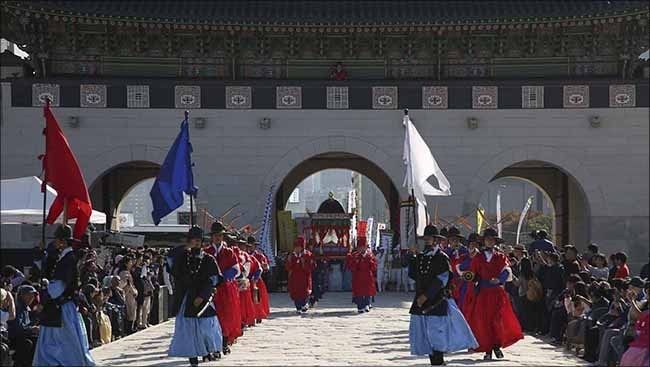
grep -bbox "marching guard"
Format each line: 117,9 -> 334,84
168,226 -> 223,367
464,228 -> 523,360
346,237 -> 377,313
285,236 -> 316,313
235,237 -> 258,328
33,224 -> 95,366
204,221 -> 242,354
408,225 -> 478,366
246,236 -> 271,322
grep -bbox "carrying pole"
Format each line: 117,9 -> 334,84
405,108 -> 419,248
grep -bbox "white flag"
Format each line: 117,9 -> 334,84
496,190 -> 502,238
516,196 -> 534,245
402,115 -> 451,235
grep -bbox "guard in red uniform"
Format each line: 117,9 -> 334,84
246,236 -> 271,322
203,221 -> 242,355
465,228 -> 523,360
346,237 -> 377,313
285,236 -> 315,314
235,237 -> 257,328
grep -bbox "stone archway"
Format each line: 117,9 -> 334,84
463,146 -> 602,247
256,136 -> 403,252
89,160 -> 161,230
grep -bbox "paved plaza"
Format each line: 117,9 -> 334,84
91,292 -> 586,366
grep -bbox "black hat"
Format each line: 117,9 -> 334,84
482,227 -> 499,238
537,229 -> 548,239
187,226 -> 204,240
53,224 -> 74,240
422,225 -> 446,239
246,236 -> 257,245
439,227 -> 449,238
466,232 -> 480,243
210,221 -> 227,235
448,226 -> 463,239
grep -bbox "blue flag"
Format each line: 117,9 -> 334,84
150,118 -> 197,225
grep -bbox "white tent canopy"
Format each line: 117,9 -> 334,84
1,176 -> 106,224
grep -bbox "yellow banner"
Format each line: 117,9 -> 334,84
276,210 -> 297,254
476,207 -> 485,233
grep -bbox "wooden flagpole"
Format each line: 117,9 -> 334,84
41,98 -> 50,247
405,109 -> 418,249
185,110 -> 195,227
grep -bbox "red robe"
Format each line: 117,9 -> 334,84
237,250 -> 257,327
204,243 -> 242,342
346,250 -> 377,297
285,250 -> 315,301
465,251 -> 523,352
251,250 -> 271,319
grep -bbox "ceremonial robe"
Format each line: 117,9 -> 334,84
408,247 -> 478,355
285,250 -> 316,308
237,250 -> 257,327
347,250 -> 377,297
251,250 -> 271,319
205,243 -> 242,342
168,248 -> 223,358
465,250 -> 523,353
33,247 -> 95,366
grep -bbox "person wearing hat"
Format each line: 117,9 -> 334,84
33,224 -> 95,366
346,237 -> 377,313
235,237 -> 258,329
464,227 -> 523,360
8,285 -> 39,366
168,226 -> 223,367
528,229 -> 555,254
203,221 -> 242,354
285,236 -> 316,314
408,224 -> 477,365
454,232 -> 482,316
245,236 -> 271,322
447,227 -> 469,307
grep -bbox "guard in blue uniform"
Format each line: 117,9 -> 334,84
168,226 -> 223,367
408,225 -> 478,366
33,224 -> 95,366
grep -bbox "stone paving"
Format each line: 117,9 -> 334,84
92,292 -> 586,366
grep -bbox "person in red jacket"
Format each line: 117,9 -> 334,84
285,237 -> 315,314
235,237 -> 257,328
346,237 -> 377,313
203,221 -> 242,356
465,228 -> 523,360
246,236 -> 271,322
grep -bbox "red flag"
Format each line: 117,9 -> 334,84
40,103 -> 92,239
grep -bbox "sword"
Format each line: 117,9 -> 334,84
196,294 -> 214,318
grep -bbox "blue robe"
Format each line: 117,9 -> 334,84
33,249 -> 95,366
409,255 -> 478,355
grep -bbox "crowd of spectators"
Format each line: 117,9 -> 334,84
506,230 -> 649,366
0,244 -> 172,367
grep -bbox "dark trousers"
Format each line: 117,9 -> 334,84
549,307 -> 568,340
519,296 -> 545,333
353,296 -> 370,310
294,299 -> 308,311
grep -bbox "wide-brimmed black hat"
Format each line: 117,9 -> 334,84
187,226 -> 204,240
246,235 -> 257,245
482,227 -> 504,243
422,225 -> 446,239
210,221 -> 227,235
466,232 -> 481,243
447,226 -> 464,239
439,227 -> 449,239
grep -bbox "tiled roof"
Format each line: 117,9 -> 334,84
8,1 -> 649,25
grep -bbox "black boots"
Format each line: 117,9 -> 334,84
493,347 -> 504,359
189,357 -> 198,367
429,351 -> 445,365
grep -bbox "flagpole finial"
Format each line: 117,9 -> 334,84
184,110 -> 189,120
404,108 -> 409,116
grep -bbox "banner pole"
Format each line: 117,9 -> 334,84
41,98 -> 50,247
